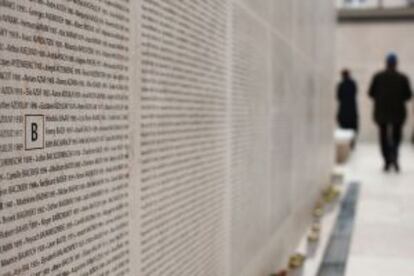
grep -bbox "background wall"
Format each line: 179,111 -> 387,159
337,0 -> 413,8
0,1 -> 335,275
337,21 -> 414,142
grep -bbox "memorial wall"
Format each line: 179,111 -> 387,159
0,0 -> 335,275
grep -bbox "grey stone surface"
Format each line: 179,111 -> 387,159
0,1 -> 336,275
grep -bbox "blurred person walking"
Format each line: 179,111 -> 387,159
369,53 -> 413,172
337,69 -> 359,148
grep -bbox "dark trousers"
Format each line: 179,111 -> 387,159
379,123 -> 402,165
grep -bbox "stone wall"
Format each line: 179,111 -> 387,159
0,1 -> 335,275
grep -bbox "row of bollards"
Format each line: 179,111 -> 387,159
271,172 -> 343,276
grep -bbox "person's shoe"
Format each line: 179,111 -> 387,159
383,163 -> 391,172
393,162 -> 400,173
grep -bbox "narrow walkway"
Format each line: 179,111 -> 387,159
344,144 -> 414,275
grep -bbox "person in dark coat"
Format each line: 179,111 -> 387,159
369,53 -> 412,172
337,69 -> 359,147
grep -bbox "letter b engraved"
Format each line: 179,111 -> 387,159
25,115 -> 44,150
31,123 -> 38,142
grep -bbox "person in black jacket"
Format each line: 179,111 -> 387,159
337,69 -> 359,147
369,53 -> 412,172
